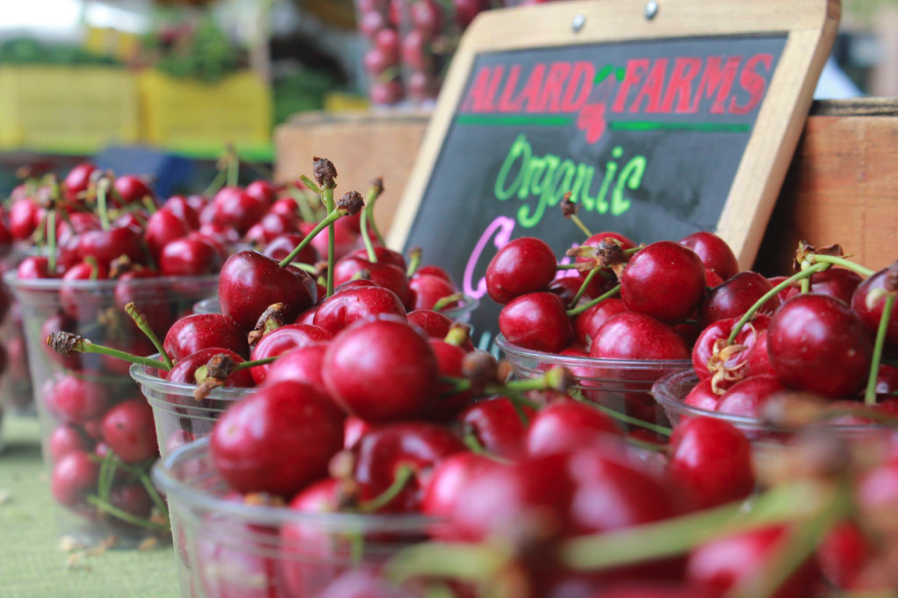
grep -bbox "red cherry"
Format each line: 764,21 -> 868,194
851,266 -> 898,349
300,216 -> 359,260
9,199 -> 42,240
45,375 -> 110,424
716,375 -> 787,418
344,416 -> 374,449
401,30 -> 428,71
268,197 -> 300,222
621,241 -> 706,324
17,255 -> 55,279
678,232 -> 739,281
159,236 -> 219,276
161,195 -> 200,229
364,47 -> 393,75
101,399 -> 158,463
244,212 -> 296,246
573,298 -> 628,348
114,211 -> 147,233
768,294 -> 872,398
245,180 -> 279,206
198,221 -> 239,245
699,272 -> 780,327
211,381 -> 344,497
249,324 -> 332,384
145,210 -> 190,259
219,250 -> 317,331
261,233 -> 320,266
40,314 -> 81,370
312,285 -> 406,336
113,175 -> 154,206
109,483 -> 153,520
427,339 -> 473,419
781,268 -> 862,305
323,319 -> 437,422
49,424 -> 93,462
745,329 -> 777,377
668,416 -> 754,509
407,71 -> 436,102
409,273 -> 458,311
63,163 -> 97,203
349,246 -> 407,271
163,314 -> 249,361
407,309 -> 454,339
817,521 -> 870,590
78,226 -> 146,268
526,400 -> 621,457
767,275 -> 793,304
51,450 -> 99,508
411,0 -> 442,39
454,0 -> 486,27
548,275 -> 594,308
590,312 -> 690,360
486,237 -> 556,304
165,348 -> 254,388
212,187 -> 267,236
353,422 -> 464,513
333,256 -> 412,306
691,315 -> 769,380
457,397 -> 533,460
113,269 -> 174,334
576,232 -> 637,266
499,292 -> 572,353
706,269 -> 724,288
374,27 -> 400,62
683,378 -> 722,411
359,10 -> 387,39
370,80 -> 404,105
60,260 -> 109,320
422,452 -> 495,525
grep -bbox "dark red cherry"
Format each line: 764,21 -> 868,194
411,0 -> 442,39
684,379 -> 722,411
245,180 -> 279,206
576,231 -> 636,266
9,199 -> 42,240
163,314 -> 250,361
402,30 -> 427,70
249,324 -> 332,384
427,339 -> 473,419
407,309 -> 454,339
51,450 -> 99,508
211,381 -> 344,497
716,375 -> 786,418
817,521 -> 870,590
312,286 -> 406,336
244,212 -> 296,246
261,233 -> 319,266
457,397 -> 534,460
63,163 -> 96,203
114,211 -> 147,233
668,416 -> 754,509
161,195 -> 200,229
409,274 -> 458,311
211,186 -> 267,236
348,247 -> 407,271
108,483 -> 153,519
590,312 -> 690,360
198,221 -> 240,245
300,218 -> 358,261
101,399 -> 158,463
548,275 -> 590,308
78,226 -> 146,268
159,236 -> 220,276
620,241 -> 706,324
499,292 -> 572,353
851,266 -> 897,349
768,294 -> 872,398
113,269 -> 173,334
745,329 -> 777,377
145,210 -> 190,260
49,424 -> 94,462
45,375 -> 110,424
323,319 -> 437,422
679,232 -> 739,281
705,269 -> 724,288
454,0 -> 486,27
782,268 -> 862,305
60,260 -> 109,320
268,197 -> 300,221
17,255 -> 55,279
422,452 -> 496,526
526,400 -> 621,457
113,175 -> 154,206
262,344 -> 328,393
413,264 -> 453,283
767,275 -> 793,304
486,237 -> 557,304
691,315 -> 769,380
165,348 -> 254,388
218,250 -> 317,331
344,416 -> 374,449
574,298 -> 628,348
699,272 -> 780,327
353,422 -> 465,513
333,256 -> 412,307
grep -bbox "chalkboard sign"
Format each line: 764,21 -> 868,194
389,0 -> 838,347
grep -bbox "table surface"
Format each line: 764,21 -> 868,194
0,415 -> 179,598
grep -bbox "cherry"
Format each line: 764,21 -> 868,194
374,27 -> 400,62
409,273 -> 458,311
699,272 -> 780,327
691,315 -> 769,380
744,330 -> 777,377
716,375 -> 786,418
114,211 -> 147,233
195,516 -> 283,598
9,199 -> 41,240
49,424 -> 94,462
499,292 -> 572,353
851,266 -> 897,349
312,286 -> 406,336
620,241 -> 706,324
211,187 -> 267,236
486,237 -> 557,304
353,422 -> 464,513
113,269 -> 173,334
101,399 -> 158,463
268,197 -> 301,221
145,210 -> 190,259
428,339 -> 473,419
457,397 -> 534,460
245,180 -> 279,206
371,79 -> 404,105
249,324 -> 332,384
705,269 -> 724,288
768,294 -> 872,398
165,348 -> 254,389
301,217 -> 358,260
359,10 -> 387,39
576,231 -> 636,267
767,275 -> 793,304
45,374 -> 110,424
526,400 -> 621,457
218,250 -> 317,331
323,318 -> 437,422
678,232 -> 740,281
261,233 -> 319,266
411,0 -> 442,39
161,195 -> 200,229
548,275 -> 603,308
344,416 -> 374,449
164,314 -> 249,361
63,162 -> 96,203
108,483 -> 154,520
113,175 -> 155,206
407,309 -> 454,339
0,216 -> 10,245
590,312 -> 690,360
573,298 -> 628,348
50,450 -> 99,508
78,226 -> 146,268
422,452 -> 495,525
816,521 -> 870,590
683,378 -> 722,411
454,0 -> 486,27
668,416 -> 754,509
211,381 -> 344,497
333,256 -> 411,307
364,47 -> 393,75
199,221 -> 240,245
17,255 -> 55,279
401,30 -> 428,70
686,525 -> 818,597
244,212 -> 296,246
60,260 -> 109,320
159,236 -> 220,276
781,268 -> 862,305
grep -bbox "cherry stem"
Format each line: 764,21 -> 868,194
227,150 -> 239,188
865,293 -> 896,405
231,355 -> 279,373
799,260 -> 811,293
569,267 -> 599,309
138,471 -> 170,520
46,333 -> 169,370
85,256 -> 99,280
359,464 -> 414,513
47,209 -> 57,272
569,214 -> 593,239
360,204 -> 378,263
433,293 -> 464,312
97,181 -> 111,231
97,452 -> 116,502
141,196 -> 157,214
362,182 -> 384,260
385,541 -> 513,593
462,431 -> 512,464
406,248 -> 422,278
287,185 -> 316,223
726,262 -> 829,345
290,262 -> 318,275
323,188 -> 336,297
202,167 -> 227,198
567,284 -> 621,317
556,263 -> 580,270
124,303 -> 173,370
277,208 -> 342,268
86,495 -> 169,531
569,391 -> 672,436
806,254 -> 875,277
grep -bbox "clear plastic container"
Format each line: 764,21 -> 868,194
193,294 -> 481,324
152,437 -> 433,598
0,246 -> 35,419
5,271 -> 217,545
497,335 -> 691,433
130,361 -> 254,460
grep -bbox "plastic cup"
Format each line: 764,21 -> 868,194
152,437 -> 434,597
5,271 -> 217,545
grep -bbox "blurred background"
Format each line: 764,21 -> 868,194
0,0 -> 895,198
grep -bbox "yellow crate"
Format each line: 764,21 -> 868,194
0,66 -> 140,153
139,71 -> 272,154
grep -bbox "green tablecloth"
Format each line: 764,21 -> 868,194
0,416 -> 179,598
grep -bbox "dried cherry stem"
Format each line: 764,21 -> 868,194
124,303 -> 173,370
865,294 -> 896,405
359,464 -> 414,513
569,390 -> 672,436
806,255 -> 875,278
97,179 -> 111,231
406,248 -> 422,277
45,332 -> 169,370
86,495 -> 169,531
47,209 -> 57,272
569,267 -> 600,309
433,293 -> 464,312
726,262 -> 830,345
567,284 -> 621,317
276,195 -> 363,269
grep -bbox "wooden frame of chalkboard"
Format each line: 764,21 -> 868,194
388,0 -> 840,270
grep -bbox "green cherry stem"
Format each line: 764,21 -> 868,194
202,167 -> 227,198
45,332 -> 169,370
138,472 -> 170,520
360,204 -> 378,263
141,196 -> 157,214
287,185 -> 316,223
726,262 -> 830,345
569,267 -> 600,309
86,495 -> 169,531
462,431 -> 512,464
47,209 -> 57,272
277,207 -> 343,268
433,293 -> 464,312
865,294 -> 896,405
231,355 -> 279,373
569,213 -> 593,239
567,284 -> 621,317
406,248 -> 422,278
806,255 -> 876,277
799,260 -> 812,293
227,150 -> 239,188
568,390 -> 672,436
124,303 -> 173,370
556,263 -> 581,270
323,187 -> 336,297
359,464 -> 415,513
97,181 -> 111,231
362,180 -> 385,260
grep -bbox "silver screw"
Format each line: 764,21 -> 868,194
571,13 -> 586,33
645,0 -> 658,20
